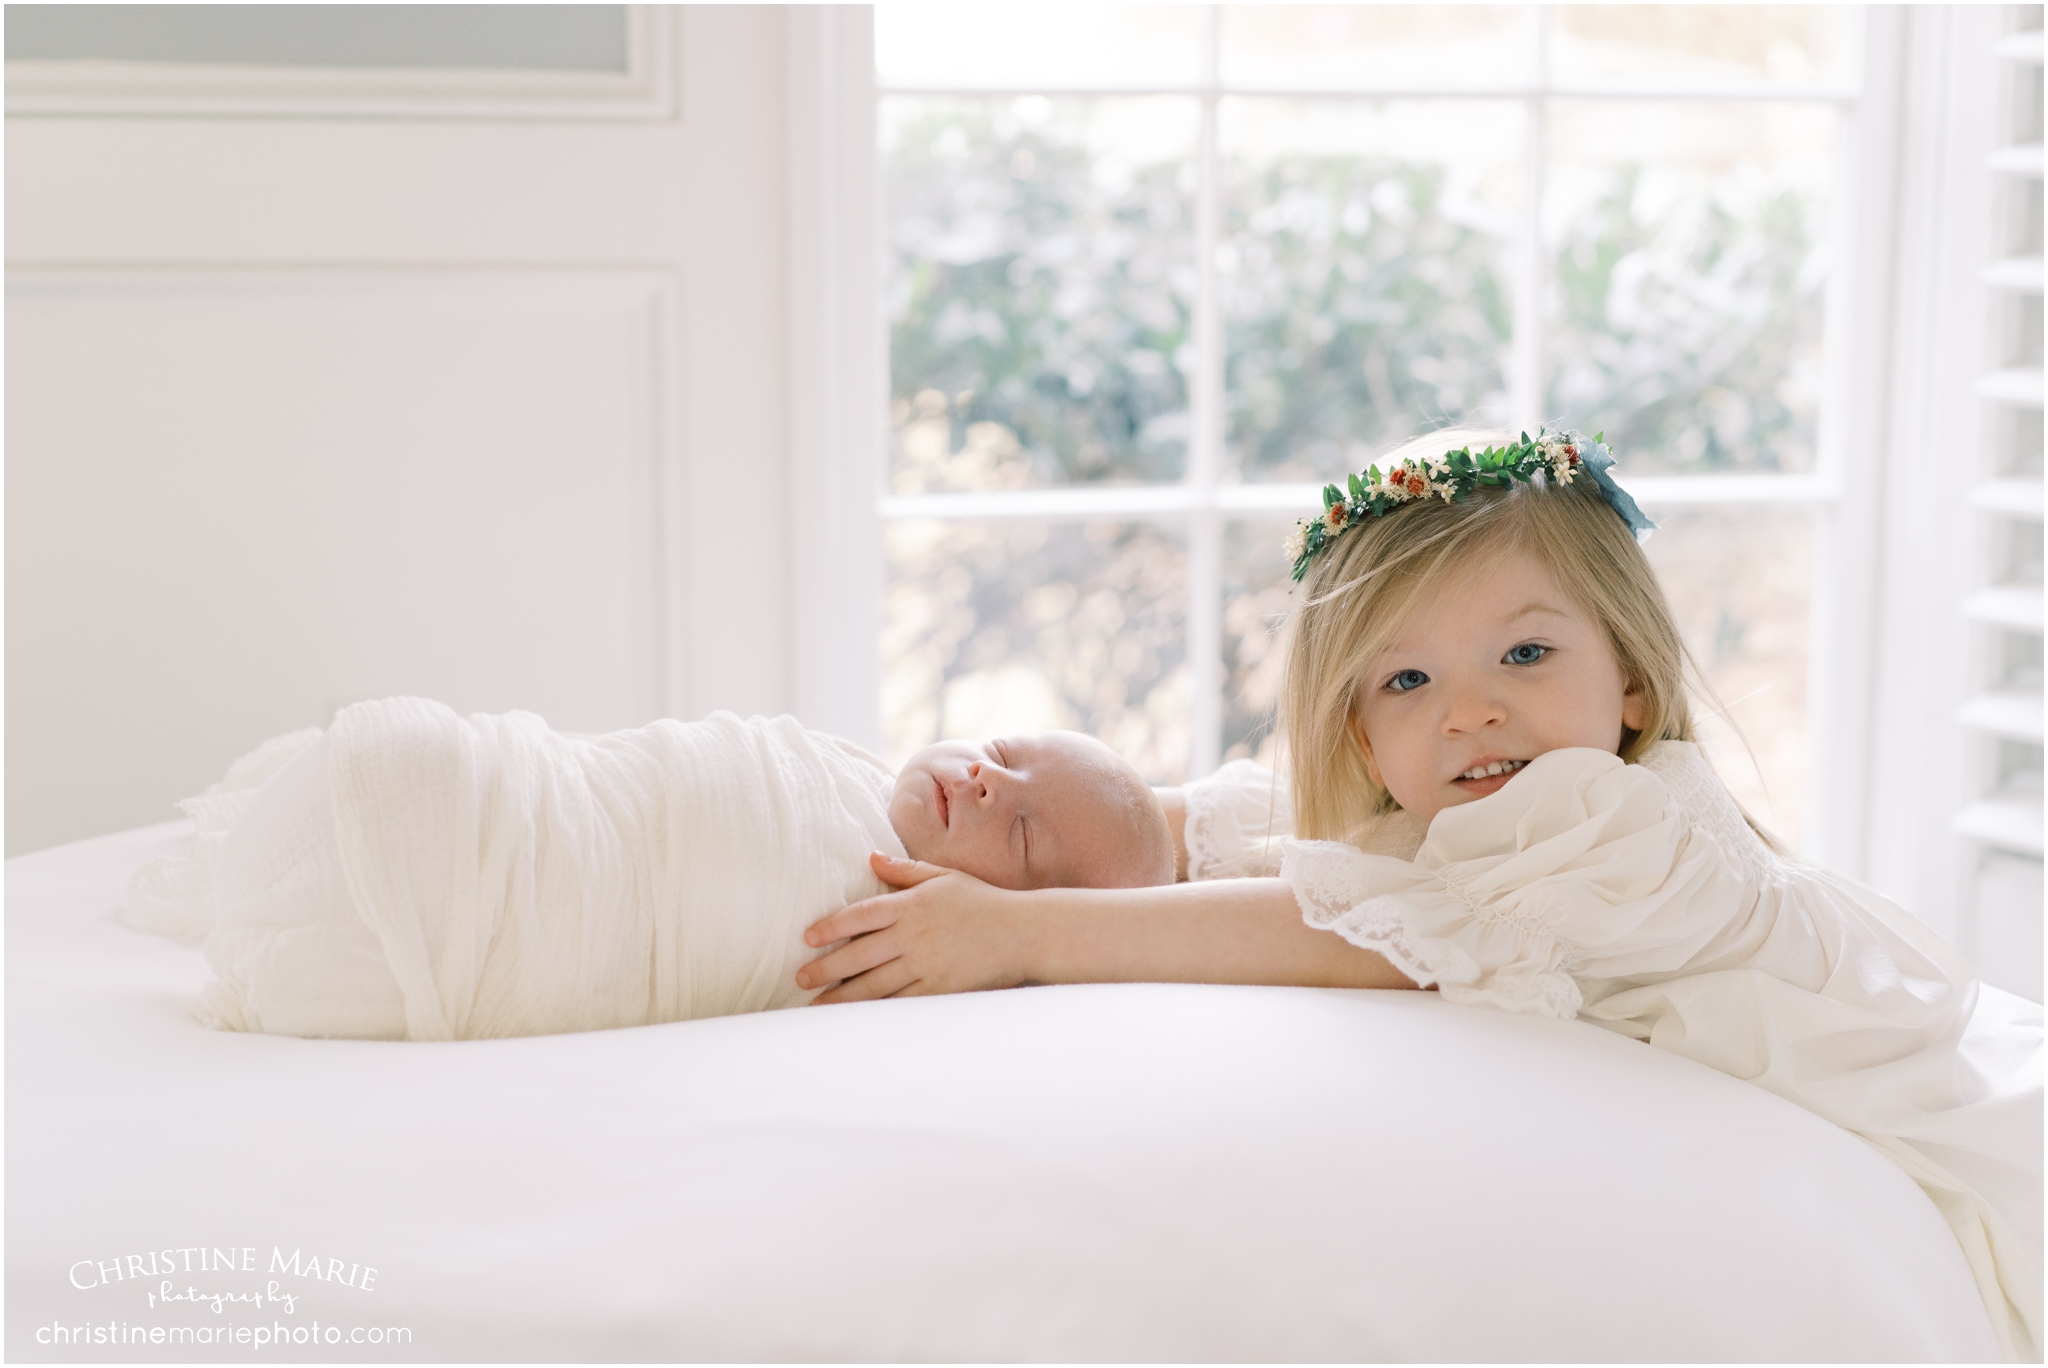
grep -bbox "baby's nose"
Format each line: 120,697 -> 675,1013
965,763 -> 1008,804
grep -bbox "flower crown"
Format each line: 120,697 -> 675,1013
1283,428 -> 1656,582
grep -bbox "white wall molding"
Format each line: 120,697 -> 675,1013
785,5 -> 883,749
4,5 -> 677,122
5,7 -> 801,855
4,264 -> 688,853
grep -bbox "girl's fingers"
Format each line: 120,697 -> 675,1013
812,957 -> 919,1005
804,888 -> 906,948
797,929 -> 899,991
870,852 -> 948,890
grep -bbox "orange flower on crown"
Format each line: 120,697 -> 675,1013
1324,502 -> 1349,532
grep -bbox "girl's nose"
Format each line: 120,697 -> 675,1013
1441,684 -> 1507,733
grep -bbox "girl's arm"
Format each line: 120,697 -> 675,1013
797,854 -> 1419,1003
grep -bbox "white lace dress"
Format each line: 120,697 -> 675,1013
1181,743 -> 2044,1362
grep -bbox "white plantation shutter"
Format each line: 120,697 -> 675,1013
1955,15 -> 2046,993
1870,5 -> 2044,1001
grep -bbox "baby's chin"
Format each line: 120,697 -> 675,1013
893,830 -> 933,865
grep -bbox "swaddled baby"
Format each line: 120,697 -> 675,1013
121,698 -> 1172,1042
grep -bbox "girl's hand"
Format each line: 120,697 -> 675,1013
797,854 -> 1025,1004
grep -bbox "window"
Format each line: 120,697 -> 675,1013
873,5 -> 1869,851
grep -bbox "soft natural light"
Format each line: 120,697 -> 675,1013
875,3 -> 1861,849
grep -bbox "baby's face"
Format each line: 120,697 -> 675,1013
1351,547 -> 1647,825
889,731 -> 1170,891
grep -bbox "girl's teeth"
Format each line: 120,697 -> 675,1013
1461,759 -> 1527,781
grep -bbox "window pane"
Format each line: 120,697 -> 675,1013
885,97 -> 1198,494
1547,101 -> 1836,475
1221,98 -> 1519,483
1553,7 -> 1855,88
883,519 -> 1190,783
1219,6 -> 1530,89
1641,506 -> 1812,848
1221,520 -> 1295,766
876,4 -> 1205,90
5,4 -> 628,71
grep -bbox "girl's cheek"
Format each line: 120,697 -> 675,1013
1357,740 -> 1385,790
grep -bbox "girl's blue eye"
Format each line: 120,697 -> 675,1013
1504,643 -> 1549,666
1387,669 -> 1429,692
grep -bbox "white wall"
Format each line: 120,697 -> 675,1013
5,6 -> 803,855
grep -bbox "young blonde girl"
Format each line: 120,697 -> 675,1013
799,427 -> 2041,1361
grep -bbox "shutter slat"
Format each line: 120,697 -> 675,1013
1954,800 -> 2046,855
1959,691 -> 2047,742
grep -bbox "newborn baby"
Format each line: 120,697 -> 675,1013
120,699 -> 1171,1041
889,733 -> 1174,892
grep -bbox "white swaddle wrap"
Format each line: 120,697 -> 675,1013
121,698 -> 905,1040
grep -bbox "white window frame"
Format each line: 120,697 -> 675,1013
792,4 -> 1907,872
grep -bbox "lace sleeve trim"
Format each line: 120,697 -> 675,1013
1283,841 -> 1584,1019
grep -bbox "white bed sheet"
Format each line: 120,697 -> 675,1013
6,821 -> 2004,1362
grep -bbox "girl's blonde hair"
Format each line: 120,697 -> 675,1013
1282,428 -> 1706,845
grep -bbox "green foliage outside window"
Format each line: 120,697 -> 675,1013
1221,154 -> 1514,480
882,96 -> 1827,781
885,100 -> 1194,491
1550,164 -> 1823,474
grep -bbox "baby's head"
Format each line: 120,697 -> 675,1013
1283,428 -> 1696,839
889,731 -> 1174,891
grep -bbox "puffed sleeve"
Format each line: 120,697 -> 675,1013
1281,748 -> 1737,1017
1182,759 -> 1292,880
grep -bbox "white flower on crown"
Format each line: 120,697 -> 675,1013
1422,451 -> 1456,499
1545,436 -> 1582,485
1283,523 -> 1308,561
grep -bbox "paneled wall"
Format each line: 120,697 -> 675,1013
5,7 -> 800,855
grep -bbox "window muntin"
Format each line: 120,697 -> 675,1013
875,5 -> 1206,90
1216,6 -> 1529,89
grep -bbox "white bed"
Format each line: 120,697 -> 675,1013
6,821 -> 2005,1362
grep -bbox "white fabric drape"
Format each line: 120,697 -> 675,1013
121,698 -> 903,1040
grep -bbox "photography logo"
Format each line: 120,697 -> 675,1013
40,1243 -> 410,1353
